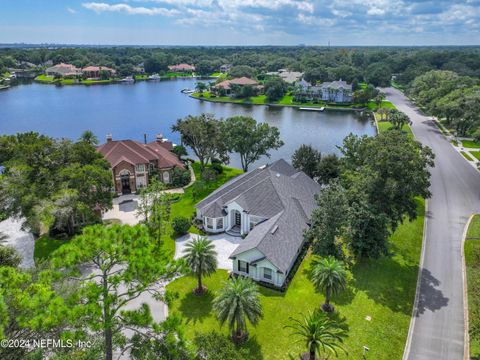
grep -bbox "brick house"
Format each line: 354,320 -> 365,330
97,134 -> 184,194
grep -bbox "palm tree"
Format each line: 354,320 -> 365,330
285,310 -> 348,360
311,256 -> 347,312
182,236 -> 217,294
195,82 -> 207,94
213,277 -> 263,343
79,130 -> 99,145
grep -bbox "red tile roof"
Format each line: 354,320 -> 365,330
215,77 -> 259,89
168,63 -> 195,71
97,139 -> 183,169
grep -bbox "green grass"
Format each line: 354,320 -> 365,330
134,74 -> 149,80
377,121 -> 413,139
167,198 -> 425,360
470,152 -> 480,161
462,140 -> 480,149
465,214 -> 480,359
367,100 -> 395,111
34,236 -> 71,263
34,74 -> 55,83
461,151 -> 474,161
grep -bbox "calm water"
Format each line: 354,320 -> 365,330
0,79 -> 376,169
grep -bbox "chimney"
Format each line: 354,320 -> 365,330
106,133 -> 112,142
144,133 -> 147,144
156,133 -> 164,143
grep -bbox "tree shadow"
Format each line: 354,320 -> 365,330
242,335 -> 264,360
351,257 -> 420,315
178,290 -> 214,325
415,268 -> 449,316
119,199 -> 138,213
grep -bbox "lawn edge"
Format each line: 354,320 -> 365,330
462,214 -> 475,360
402,198 -> 428,360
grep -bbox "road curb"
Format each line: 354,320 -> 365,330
402,198 -> 429,360
462,214 -> 474,360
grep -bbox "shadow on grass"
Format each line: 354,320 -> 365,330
242,335 -> 264,360
178,290 -> 214,325
352,256 -> 420,315
259,286 -> 286,298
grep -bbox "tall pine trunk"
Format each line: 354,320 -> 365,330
103,273 -> 113,360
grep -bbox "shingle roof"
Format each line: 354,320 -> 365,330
197,159 -> 320,273
97,139 -> 183,170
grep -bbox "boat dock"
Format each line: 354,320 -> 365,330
299,107 -> 325,112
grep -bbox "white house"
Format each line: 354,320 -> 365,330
296,79 -> 353,103
195,159 -> 320,288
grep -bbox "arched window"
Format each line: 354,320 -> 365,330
163,171 -> 170,183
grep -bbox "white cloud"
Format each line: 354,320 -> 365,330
367,6 -> 385,15
82,2 -> 180,16
67,7 -> 77,14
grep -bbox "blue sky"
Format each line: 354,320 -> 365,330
0,0 -> 479,45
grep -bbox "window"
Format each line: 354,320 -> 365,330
238,260 -> 248,273
216,218 -> 223,230
163,171 -> 170,184
206,218 -> 214,230
135,164 -> 145,172
263,268 -> 272,280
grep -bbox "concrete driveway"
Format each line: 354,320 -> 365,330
382,87 -> 480,360
174,233 -> 241,270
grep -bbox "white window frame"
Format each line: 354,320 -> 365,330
238,260 -> 248,273
135,164 -> 145,173
206,217 -> 214,230
216,217 -> 224,230
263,267 -> 272,281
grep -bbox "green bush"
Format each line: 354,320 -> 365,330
171,167 -> 191,187
211,162 -> 223,174
171,216 -> 191,236
202,168 -> 217,182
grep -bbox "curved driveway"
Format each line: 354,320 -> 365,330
382,87 -> 480,360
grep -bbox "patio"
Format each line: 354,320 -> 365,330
174,233 -> 242,270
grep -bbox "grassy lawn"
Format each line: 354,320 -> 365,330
134,74 -> 149,80
34,236 -> 71,263
34,75 -> 113,85
461,151 -> 474,161
34,74 -> 55,83
377,121 -> 413,138
471,152 -> 480,161
167,199 -> 425,360
462,140 -> 480,149
465,214 -> 480,359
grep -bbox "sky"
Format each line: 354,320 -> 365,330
0,0 -> 479,46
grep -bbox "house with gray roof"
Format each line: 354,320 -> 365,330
195,159 -> 320,288
295,79 -> 353,103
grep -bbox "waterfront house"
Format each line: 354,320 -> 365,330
266,69 -> 304,84
214,77 -> 263,95
82,66 -> 116,79
295,79 -> 353,103
46,63 -> 82,77
168,64 -> 195,72
195,159 -> 320,288
97,134 -> 184,195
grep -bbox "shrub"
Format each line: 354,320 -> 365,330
171,167 -> 191,187
202,168 -> 217,182
171,216 -> 191,236
0,246 -> 21,268
211,162 -> 223,174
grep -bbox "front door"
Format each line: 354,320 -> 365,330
235,211 -> 241,226
121,174 -> 131,194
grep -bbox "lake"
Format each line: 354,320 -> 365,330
0,78 -> 376,169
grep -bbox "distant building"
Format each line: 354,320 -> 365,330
46,63 -> 82,77
266,69 -> 304,84
220,64 -> 232,72
97,134 -> 184,195
82,66 -> 116,79
295,79 -> 353,103
168,63 -> 195,72
214,77 -> 263,95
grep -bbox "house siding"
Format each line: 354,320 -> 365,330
232,249 -> 284,288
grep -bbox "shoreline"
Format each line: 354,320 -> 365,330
189,94 -> 367,112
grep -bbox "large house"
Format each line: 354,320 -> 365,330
46,63 -> 82,77
295,79 -> 353,103
82,66 -> 116,79
265,69 -> 304,84
168,64 -> 195,72
195,159 -> 320,288
214,77 -> 263,95
97,134 -> 184,194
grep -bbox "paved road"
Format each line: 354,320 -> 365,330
382,88 -> 480,360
